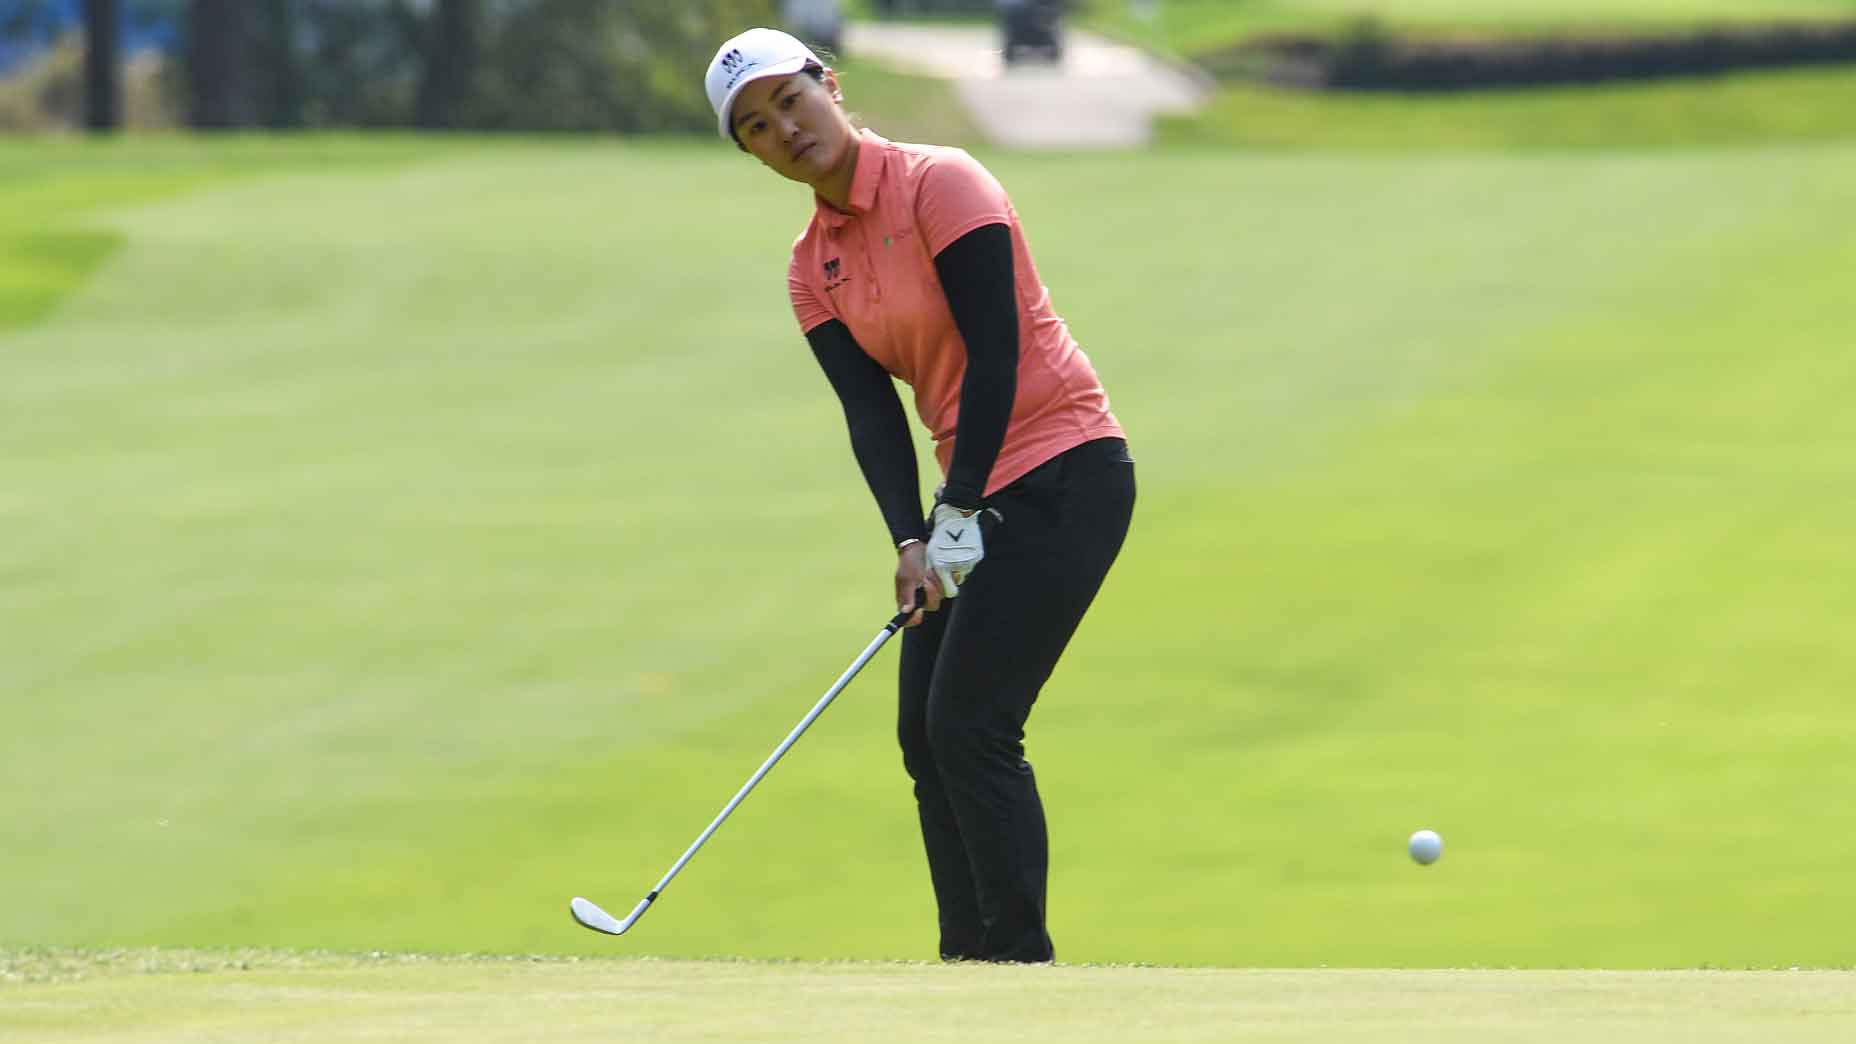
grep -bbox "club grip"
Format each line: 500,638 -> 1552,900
889,588 -> 928,631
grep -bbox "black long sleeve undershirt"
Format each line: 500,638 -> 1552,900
804,222 -> 1019,544
932,223 -> 1018,511
805,319 -> 926,547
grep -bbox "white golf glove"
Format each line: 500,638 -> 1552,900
925,502 -> 985,597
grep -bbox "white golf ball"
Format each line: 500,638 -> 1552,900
1408,829 -> 1443,865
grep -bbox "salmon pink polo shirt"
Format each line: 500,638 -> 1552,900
789,130 -> 1124,499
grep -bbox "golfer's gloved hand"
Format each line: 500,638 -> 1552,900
925,502 -> 985,597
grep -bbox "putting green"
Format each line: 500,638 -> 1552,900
3,950 -> 1854,1043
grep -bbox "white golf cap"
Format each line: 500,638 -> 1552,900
705,28 -> 822,142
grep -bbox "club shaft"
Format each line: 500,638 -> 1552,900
641,616 -> 907,901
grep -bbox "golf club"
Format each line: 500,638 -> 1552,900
570,598 -> 918,936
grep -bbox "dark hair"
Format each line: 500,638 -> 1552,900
732,61 -> 829,150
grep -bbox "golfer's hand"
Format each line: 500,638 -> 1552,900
895,544 -> 945,628
925,503 -> 985,597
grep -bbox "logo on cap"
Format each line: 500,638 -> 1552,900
720,48 -> 757,89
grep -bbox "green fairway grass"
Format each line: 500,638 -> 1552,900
0,136 -> 442,330
4,949 -> 1854,1043
1086,0 -> 1856,55
0,63 -> 962,333
2,131 -> 1854,971
1159,65 -> 1856,149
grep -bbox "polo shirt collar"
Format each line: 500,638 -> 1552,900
817,128 -> 887,230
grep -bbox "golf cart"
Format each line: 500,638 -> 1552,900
1000,0 -> 1064,65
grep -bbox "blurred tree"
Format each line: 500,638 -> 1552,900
184,0 -> 247,127
303,0 -> 423,126
0,1 -> 63,48
417,0 -> 481,129
156,0 -> 779,133
84,0 -> 121,130
252,0 -> 305,128
472,0 -> 778,133
0,1 -> 181,130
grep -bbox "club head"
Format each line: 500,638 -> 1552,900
570,896 -> 628,935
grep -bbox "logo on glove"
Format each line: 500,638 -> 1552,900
926,504 -> 992,598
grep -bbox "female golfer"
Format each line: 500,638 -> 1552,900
705,28 -> 1134,963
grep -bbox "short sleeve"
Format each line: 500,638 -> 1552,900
789,248 -> 834,334
915,150 -> 1015,258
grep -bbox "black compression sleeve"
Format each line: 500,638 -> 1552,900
932,223 -> 1018,510
804,319 -> 927,547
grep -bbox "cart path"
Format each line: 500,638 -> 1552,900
843,22 -> 1212,149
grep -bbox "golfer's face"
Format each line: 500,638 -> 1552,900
732,73 -> 850,185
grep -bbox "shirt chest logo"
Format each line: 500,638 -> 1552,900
822,257 -> 851,294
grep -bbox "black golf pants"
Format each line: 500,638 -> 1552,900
897,437 -> 1135,963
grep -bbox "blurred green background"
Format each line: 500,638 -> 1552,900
3,0 -> 1855,969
